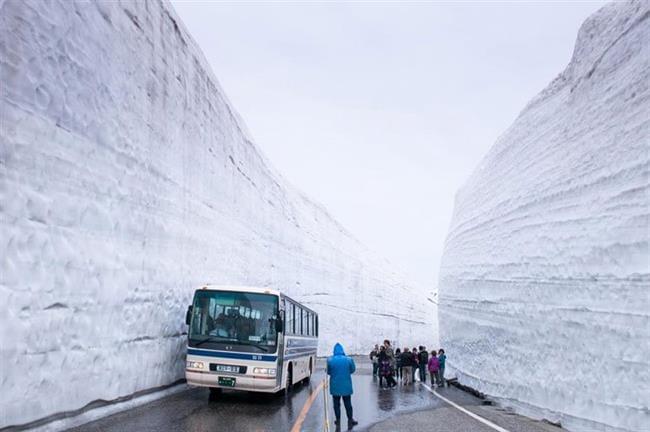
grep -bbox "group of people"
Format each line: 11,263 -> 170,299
369,340 -> 446,388
325,340 -> 447,430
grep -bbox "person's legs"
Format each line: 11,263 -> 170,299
379,375 -> 384,387
435,370 -> 442,386
332,395 -> 341,422
372,362 -> 378,376
440,367 -> 445,387
430,371 -> 436,386
420,365 -> 427,383
412,365 -> 417,382
404,367 -> 411,385
343,395 -> 353,420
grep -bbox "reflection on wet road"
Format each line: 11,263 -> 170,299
69,361 -> 562,432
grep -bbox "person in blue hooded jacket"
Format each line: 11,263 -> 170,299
327,343 -> 359,428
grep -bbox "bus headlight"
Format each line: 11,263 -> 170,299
186,361 -> 205,369
253,367 -> 276,376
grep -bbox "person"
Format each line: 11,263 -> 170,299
369,345 -> 380,376
428,350 -> 440,386
378,346 -> 397,388
394,348 -> 402,380
418,346 -> 428,384
401,348 -> 413,385
438,349 -> 446,387
383,339 -> 395,370
411,347 -> 419,382
327,343 -> 359,428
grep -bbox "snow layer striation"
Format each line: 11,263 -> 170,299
438,2 -> 649,431
0,0 -> 435,428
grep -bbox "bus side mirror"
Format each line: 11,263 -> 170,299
185,306 -> 193,326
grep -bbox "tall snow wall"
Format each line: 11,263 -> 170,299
0,0 -> 434,428
438,2 -> 649,432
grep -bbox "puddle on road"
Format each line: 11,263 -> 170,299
68,367 -> 446,432
302,370 -> 446,431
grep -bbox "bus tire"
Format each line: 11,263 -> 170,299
304,358 -> 312,384
286,363 -> 293,394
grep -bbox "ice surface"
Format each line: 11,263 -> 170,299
0,0 -> 435,428
438,2 -> 649,431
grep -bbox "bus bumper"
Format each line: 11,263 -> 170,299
186,370 -> 280,393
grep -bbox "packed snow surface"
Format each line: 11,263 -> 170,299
438,2 -> 649,431
0,0 -> 435,428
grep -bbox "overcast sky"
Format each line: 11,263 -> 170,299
172,0 -> 605,289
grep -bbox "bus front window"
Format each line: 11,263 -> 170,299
189,291 -> 279,351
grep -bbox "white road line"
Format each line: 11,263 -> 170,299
421,383 -> 511,432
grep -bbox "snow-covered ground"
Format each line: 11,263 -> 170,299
0,0 -> 435,428
438,2 -> 649,431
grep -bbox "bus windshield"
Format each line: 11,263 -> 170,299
189,290 -> 279,351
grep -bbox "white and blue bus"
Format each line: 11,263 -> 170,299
184,285 -> 318,396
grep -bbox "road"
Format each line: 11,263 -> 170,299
70,360 -> 563,432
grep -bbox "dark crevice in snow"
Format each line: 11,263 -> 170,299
44,302 -> 69,310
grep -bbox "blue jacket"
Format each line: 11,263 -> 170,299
327,343 -> 356,396
438,353 -> 446,368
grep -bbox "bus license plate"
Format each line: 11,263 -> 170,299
218,377 -> 236,387
214,365 -> 239,373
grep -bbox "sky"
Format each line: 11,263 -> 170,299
171,0 -> 605,290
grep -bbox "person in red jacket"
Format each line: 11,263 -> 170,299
427,350 -> 440,387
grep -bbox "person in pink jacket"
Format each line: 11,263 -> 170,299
427,350 -> 440,386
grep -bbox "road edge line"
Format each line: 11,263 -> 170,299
290,380 -> 325,432
421,383 -> 511,432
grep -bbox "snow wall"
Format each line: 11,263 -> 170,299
438,2 -> 649,432
0,0 -> 435,428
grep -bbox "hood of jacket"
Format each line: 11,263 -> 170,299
333,343 -> 345,356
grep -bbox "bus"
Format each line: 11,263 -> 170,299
184,285 -> 318,396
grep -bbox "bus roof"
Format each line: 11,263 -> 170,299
196,285 -> 282,296
194,285 -> 317,315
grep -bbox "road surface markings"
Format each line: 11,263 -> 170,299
290,379 -> 325,432
421,383 -> 511,432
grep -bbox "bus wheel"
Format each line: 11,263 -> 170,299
304,359 -> 312,384
209,387 -> 222,400
286,364 -> 294,394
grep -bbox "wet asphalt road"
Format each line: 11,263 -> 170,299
69,360 -> 563,432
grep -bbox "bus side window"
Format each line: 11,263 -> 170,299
297,307 -> 301,335
300,308 -> 304,335
287,303 -> 292,335
285,302 -> 290,335
306,311 -> 310,336
315,315 -> 319,336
